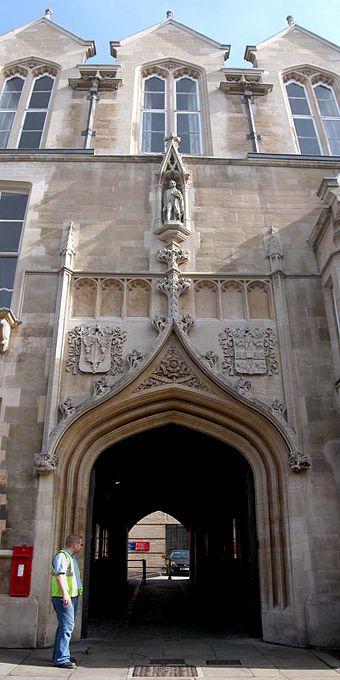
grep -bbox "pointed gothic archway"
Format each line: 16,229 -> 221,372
85,424 -> 262,636
36,324 -> 309,647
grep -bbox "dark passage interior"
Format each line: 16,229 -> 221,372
83,424 -> 262,638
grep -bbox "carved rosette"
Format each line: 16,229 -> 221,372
218,326 -> 278,376
34,451 -> 58,475
134,346 -> 209,392
66,324 -> 127,375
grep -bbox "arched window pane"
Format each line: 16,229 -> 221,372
314,84 -> 340,155
286,81 -> 321,155
29,75 -> 53,109
175,77 -> 201,154
18,74 -> 54,149
286,82 -> 311,115
141,76 -> 166,153
314,85 -> 339,117
0,76 -> 25,148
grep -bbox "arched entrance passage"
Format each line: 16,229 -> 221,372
45,321 -> 304,645
86,424 -> 261,635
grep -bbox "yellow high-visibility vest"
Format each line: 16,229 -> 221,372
51,550 -> 79,597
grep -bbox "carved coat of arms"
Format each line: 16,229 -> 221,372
66,324 -> 127,374
219,326 -> 278,376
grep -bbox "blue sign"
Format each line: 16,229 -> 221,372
128,541 -> 136,551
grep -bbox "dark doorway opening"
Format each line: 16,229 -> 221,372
83,424 -> 262,638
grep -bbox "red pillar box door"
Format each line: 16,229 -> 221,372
9,546 -> 33,596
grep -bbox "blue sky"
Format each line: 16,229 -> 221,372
1,0 -> 339,66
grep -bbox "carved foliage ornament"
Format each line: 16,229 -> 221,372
219,326 -> 278,376
34,451 -> 58,475
135,346 -> 209,392
66,324 -> 127,374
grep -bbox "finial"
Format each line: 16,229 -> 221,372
286,15 -> 295,26
166,9 -> 174,18
44,8 -> 53,19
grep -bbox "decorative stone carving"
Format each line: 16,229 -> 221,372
66,324 -> 127,374
60,221 -> 76,265
288,451 -> 311,472
264,225 -> 283,271
154,135 -> 191,243
60,396 -> 77,419
0,310 -> 20,353
158,243 -> 189,269
236,376 -> 252,397
202,350 -> 219,370
135,346 -> 209,392
271,398 -> 287,421
127,349 -> 144,370
219,326 -> 278,376
177,314 -> 194,335
152,315 -> 169,334
34,451 -> 58,475
94,376 -> 110,397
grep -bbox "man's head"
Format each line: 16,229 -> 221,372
65,534 -> 83,555
169,180 -> 176,187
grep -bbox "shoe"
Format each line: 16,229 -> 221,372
54,661 -> 76,668
70,657 -> 77,664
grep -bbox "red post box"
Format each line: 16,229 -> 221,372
9,546 -> 33,597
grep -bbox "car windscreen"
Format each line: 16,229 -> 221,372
171,551 -> 189,559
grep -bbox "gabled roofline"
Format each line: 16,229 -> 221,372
111,17 -> 230,59
245,23 -> 340,64
0,15 -> 96,58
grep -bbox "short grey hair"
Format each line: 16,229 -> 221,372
65,534 -> 83,547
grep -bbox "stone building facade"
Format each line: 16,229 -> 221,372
0,9 -> 340,648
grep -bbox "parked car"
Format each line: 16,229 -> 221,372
168,549 -> 189,575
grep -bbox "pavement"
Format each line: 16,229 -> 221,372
1,577 -> 340,680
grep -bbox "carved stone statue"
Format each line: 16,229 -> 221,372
162,180 -> 184,223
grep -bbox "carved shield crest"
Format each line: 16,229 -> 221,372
79,329 -> 112,373
66,324 -> 127,375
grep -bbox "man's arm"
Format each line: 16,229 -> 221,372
55,573 -> 72,606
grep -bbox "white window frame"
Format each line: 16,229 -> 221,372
174,75 -> 202,155
0,190 -> 28,310
140,74 -> 167,154
17,73 -> 54,150
313,81 -> 340,156
285,79 -> 322,155
140,66 -> 202,155
284,71 -> 340,156
0,75 -> 26,149
0,66 -> 56,150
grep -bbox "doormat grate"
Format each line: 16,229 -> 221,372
133,666 -> 197,677
206,660 -> 242,666
150,660 -> 186,665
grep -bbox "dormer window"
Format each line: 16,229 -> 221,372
284,72 -> 340,156
140,65 -> 202,155
0,67 -> 56,149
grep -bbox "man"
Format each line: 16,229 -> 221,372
163,179 -> 184,223
51,534 -> 83,668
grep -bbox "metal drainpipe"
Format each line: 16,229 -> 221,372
83,79 -> 100,149
242,89 -> 260,153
